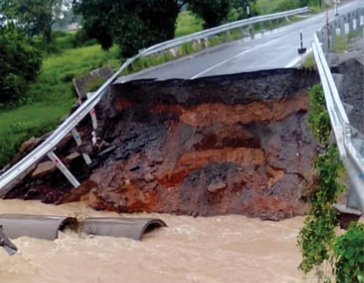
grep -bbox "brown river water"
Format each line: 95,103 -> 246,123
0,199 -> 309,283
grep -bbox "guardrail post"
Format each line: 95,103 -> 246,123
239,27 -> 245,38
321,28 -> 328,53
347,187 -> 360,210
330,23 -> 337,52
349,12 -> 354,33
86,92 -> 98,131
249,24 -> 254,39
340,16 -> 346,40
226,30 -> 231,41
71,128 -> 92,165
317,30 -> 322,42
260,22 -> 264,34
47,152 -> 80,188
203,37 -> 209,47
356,9 -> 361,31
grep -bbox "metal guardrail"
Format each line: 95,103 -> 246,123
0,7 -> 311,193
312,8 -> 364,210
140,7 -> 311,57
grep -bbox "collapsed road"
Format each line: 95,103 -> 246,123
3,68 -> 320,220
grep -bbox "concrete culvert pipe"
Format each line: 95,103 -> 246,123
81,218 -> 167,241
0,214 -> 78,240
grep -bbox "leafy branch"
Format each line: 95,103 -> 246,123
298,84 -> 363,283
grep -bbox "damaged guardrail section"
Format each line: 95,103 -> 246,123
0,7 -> 310,194
312,7 -> 364,210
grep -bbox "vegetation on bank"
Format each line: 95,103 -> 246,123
298,84 -> 364,283
0,36 -> 120,168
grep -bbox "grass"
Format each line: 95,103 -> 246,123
301,54 -> 316,68
330,28 -> 363,53
332,36 -> 351,53
256,0 -> 292,14
175,11 -> 203,37
0,43 -> 120,167
256,0 -> 326,15
301,27 -> 362,68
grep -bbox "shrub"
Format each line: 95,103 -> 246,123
0,24 -> 42,104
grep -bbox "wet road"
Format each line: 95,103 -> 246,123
117,0 -> 363,82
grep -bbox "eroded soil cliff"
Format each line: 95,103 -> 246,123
5,68 -> 320,220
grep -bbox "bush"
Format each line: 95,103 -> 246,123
334,223 -> 364,283
308,84 -> 331,144
72,29 -> 97,48
0,24 -> 42,104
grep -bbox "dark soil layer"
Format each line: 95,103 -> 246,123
6,68 -> 320,220
333,59 -> 364,134
331,33 -> 364,134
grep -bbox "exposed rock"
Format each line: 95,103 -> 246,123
207,182 -> 227,193
5,68 -> 320,220
333,204 -> 362,230
19,137 -> 41,153
32,162 -> 56,178
144,173 -> 155,182
65,152 -> 81,164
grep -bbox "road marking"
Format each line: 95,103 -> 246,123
285,47 -> 313,68
190,30 -> 306,79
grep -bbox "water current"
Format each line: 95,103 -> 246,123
0,199 -> 308,283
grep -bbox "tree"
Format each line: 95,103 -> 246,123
74,0 -> 184,58
187,0 -> 230,29
226,0 -> 258,22
0,24 -> 42,104
0,0 -> 71,43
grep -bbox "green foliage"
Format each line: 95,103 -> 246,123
297,83 -> 363,283
187,0 -> 230,28
299,206 -> 339,274
330,35 -> 352,54
0,43 -> 120,168
314,145 -> 345,204
308,84 -> 331,144
72,29 -> 97,48
175,11 -> 203,37
334,223 -> 364,283
298,144 -> 343,275
86,77 -> 104,92
0,110 -> 59,168
302,54 -> 316,68
256,0 -> 313,14
0,24 -> 42,105
226,0 -> 258,21
74,0 -> 182,58
0,0 -> 70,43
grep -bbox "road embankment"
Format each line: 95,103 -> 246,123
5,68 -> 320,220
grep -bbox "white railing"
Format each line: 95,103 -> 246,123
0,7 -> 311,193
312,7 -> 364,209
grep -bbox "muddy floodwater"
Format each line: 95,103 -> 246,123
0,199 -> 308,283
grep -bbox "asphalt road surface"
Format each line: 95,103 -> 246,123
117,0 -> 363,82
